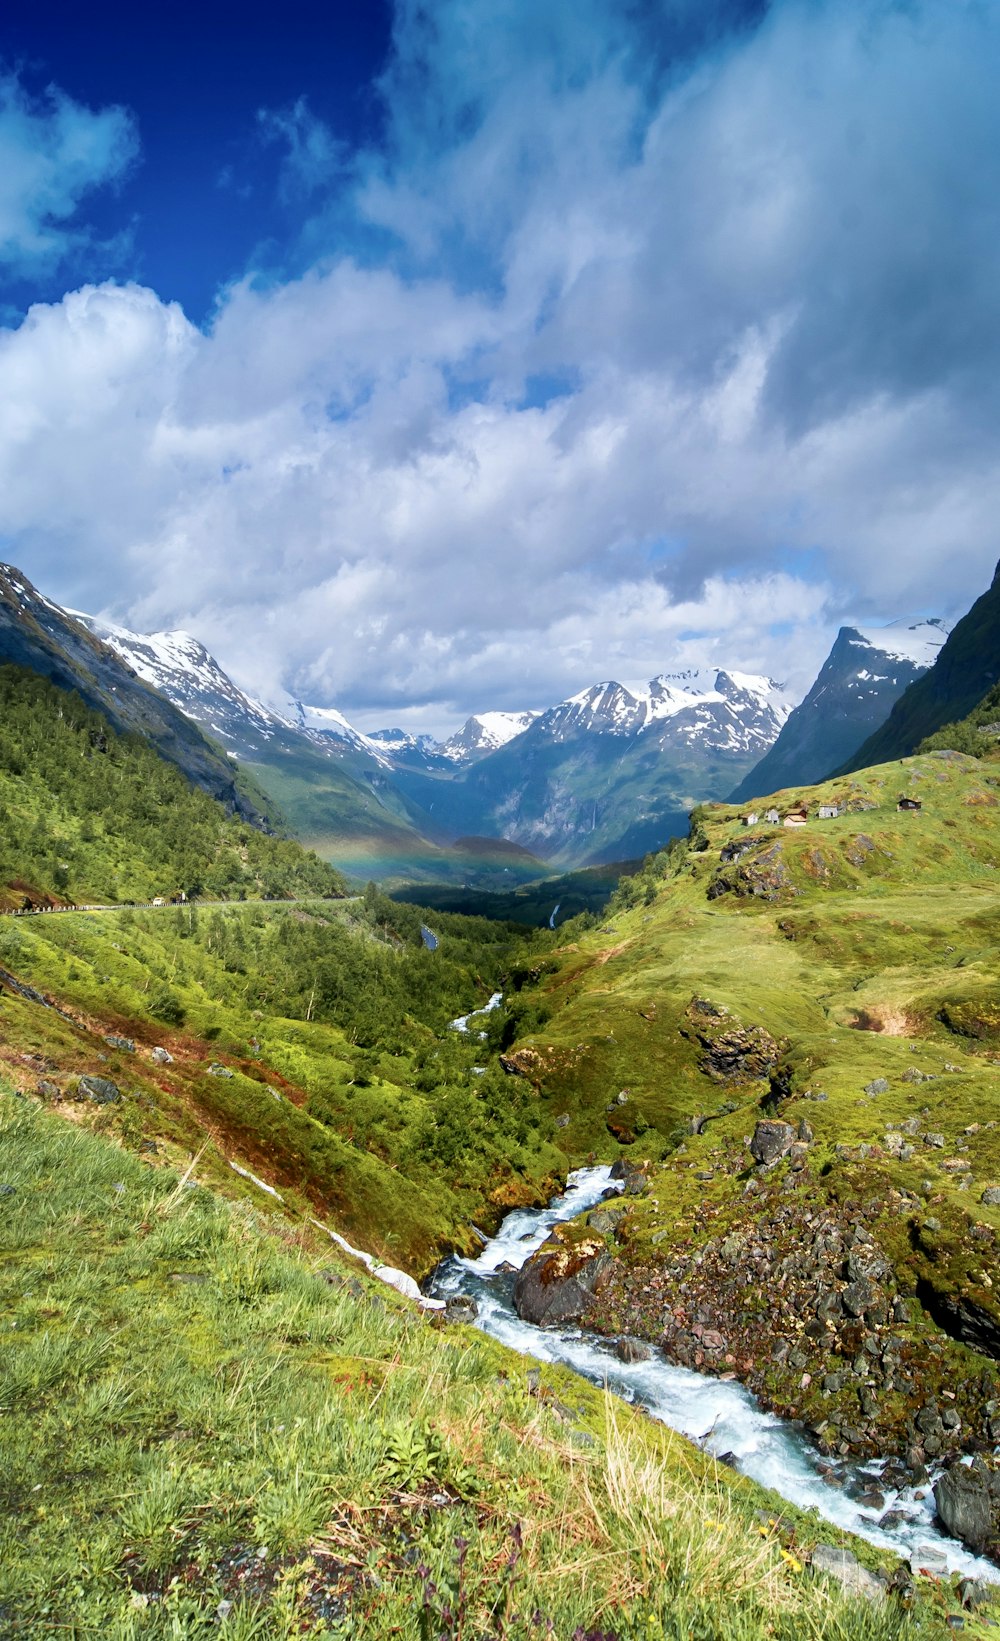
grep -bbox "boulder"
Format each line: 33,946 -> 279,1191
981,1187 -> 1000,1206
444,1295 -> 479,1324
513,1230 -> 611,1327
810,1544 -> 884,1601
609,1160 -> 648,1195
935,1463 -> 995,1552
207,1062 -> 234,1078
749,1120 -> 795,1167
105,1035 -> 135,1053
151,1046 -> 174,1065
588,1203 -> 629,1236
615,1336 -> 651,1363
77,1075 -> 122,1105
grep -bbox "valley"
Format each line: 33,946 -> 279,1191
2,559 -> 1000,1636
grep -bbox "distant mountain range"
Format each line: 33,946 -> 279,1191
731,619 -> 948,802
395,670 -> 795,864
7,558 -> 987,882
77,606 -> 798,867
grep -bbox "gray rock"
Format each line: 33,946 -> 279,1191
588,1204 -> 629,1236
615,1336 -> 652,1363
749,1120 -> 795,1167
554,1113 -> 570,1129
981,1187 -> 1000,1206
935,1464 -> 994,1552
36,1079 -> 60,1099
513,1236 -> 611,1327
957,1577 -> 997,1611
841,1277 -> 877,1318
77,1075 -> 122,1105
925,1132 -> 946,1148
105,1035 -> 135,1053
810,1544 -> 884,1600
909,1545 -> 950,1577
207,1062 -> 234,1078
864,1078 -> 890,1096
151,1046 -> 174,1065
443,1295 -> 479,1324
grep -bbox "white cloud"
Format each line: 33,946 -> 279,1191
0,70 -> 137,275
1,1 -> 999,736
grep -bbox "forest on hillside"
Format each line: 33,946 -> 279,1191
0,666 -> 344,906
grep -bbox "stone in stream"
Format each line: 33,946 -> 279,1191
513,1228 -> 612,1326
615,1336 -> 651,1363
934,1461 -> 997,1553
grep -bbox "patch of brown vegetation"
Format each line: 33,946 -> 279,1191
850,1005 -> 919,1036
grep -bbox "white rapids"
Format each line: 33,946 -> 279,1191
449,991 -> 503,1035
431,1166 -> 998,1581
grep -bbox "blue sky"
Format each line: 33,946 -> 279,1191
0,0 -> 997,732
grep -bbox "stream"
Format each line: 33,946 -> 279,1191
431,1165 -> 998,1581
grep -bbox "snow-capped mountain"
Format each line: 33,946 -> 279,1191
730,618 -> 949,803
537,670 -> 791,750
0,569 -> 269,824
382,667 -> 797,866
441,710 -> 540,762
76,615 -> 289,750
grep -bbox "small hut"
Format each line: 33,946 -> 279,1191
765,807 -> 781,825
783,808 -> 808,827
818,803 -> 838,819
742,811 -> 759,826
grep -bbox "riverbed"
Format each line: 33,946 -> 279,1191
431,1165 -> 997,1580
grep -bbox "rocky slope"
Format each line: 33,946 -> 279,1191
500,748 -> 1000,1557
732,621 -> 947,803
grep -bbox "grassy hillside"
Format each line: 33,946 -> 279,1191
918,680 -> 1000,760
496,750 -> 1000,1480
0,1090 -> 970,1637
0,666 -> 343,909
0,889 -> 566,1269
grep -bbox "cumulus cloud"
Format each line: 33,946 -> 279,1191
1,1 -> 999,733
0,69 -> 137,276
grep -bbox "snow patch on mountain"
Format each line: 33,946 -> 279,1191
75,613 -> 287,741
848,618 -> 949,669
441,710 -> 540,761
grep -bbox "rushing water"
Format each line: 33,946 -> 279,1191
431,1165 -> 998,1580
449,991 -> 503,1035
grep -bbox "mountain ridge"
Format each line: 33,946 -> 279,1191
731,619 -> 947,803
840,561 -> 1000,773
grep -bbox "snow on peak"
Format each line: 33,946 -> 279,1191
73,612 -> 284,732
442,709 -> 539,760
848,617 -> 949,669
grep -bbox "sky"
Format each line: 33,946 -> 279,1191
0,0 -> 998,736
